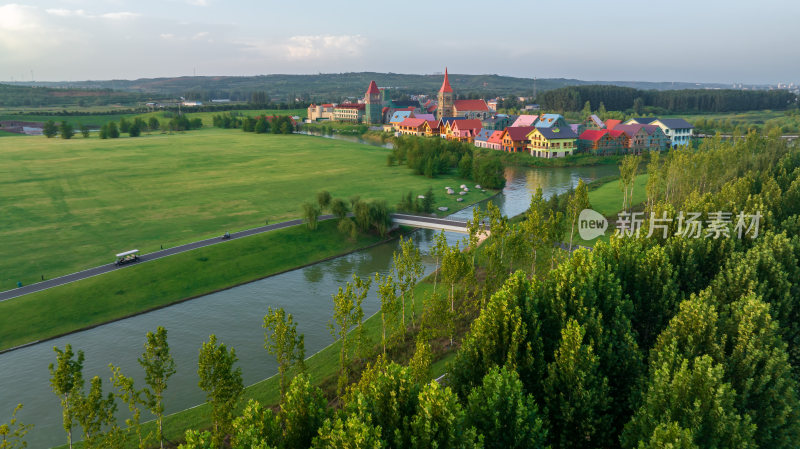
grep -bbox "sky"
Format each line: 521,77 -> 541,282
1,0 -> 798,84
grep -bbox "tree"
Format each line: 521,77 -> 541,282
0,404 -> 33,449
178,430 -> 214,449
619,155 -> 641,210
58,121 -> 74,139
581,100 -> 592,118
431,230 -> 448,293
281,373 -> 329,449
449,272 -> 540,398
409,336 -> 432,383
302,202 -> 321,231
622,355 -> 755,449
374,272 -> 399,355
231,399 -> 280,449
331,198 -> 348,221
75,376 -> 118,449
198,334 -> 244,447
263,307 -> 306,400
99,124 -> 108,139
107,121 -> 119,138
49,344 -> 85,449
393,237 -> 423,327
139,326 -> 176,449
544,319 -> 611,449
410,382 -> 479,449
422,187 -> 435,213
465,366 -> 547,449
129,122 -> 141,137
311,415 -> 382,449
523,188 -> 550,276
43,120 -> 58,138
148,117 -> 160,131
119,117 -> 130,133
567,178 -> 589,253
636,422 -> 697,449
330,275 -> 371,394
79,123 -> 90,138
109,364 -> 151,449
597,101 -> 607,117
317,190 -> 332,212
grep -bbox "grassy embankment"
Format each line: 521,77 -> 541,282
0,219 -> 385,352
0,128 -> 492,289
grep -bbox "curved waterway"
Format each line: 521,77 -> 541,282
0,137 -> 617,448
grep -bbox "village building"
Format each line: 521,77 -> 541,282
436,68 -> 455,120
500,126 -> 535,152
481,114 -> 514,130
307,103 -> 335,121
453,99 -> 490,120
625,117 -> 694,147
584,114 -> 605,130
364,81 -> 382,125
530,127 -> 579,158
578,129 -> 628,155
333,103 -> 365,123
486,130 -> 504,150
613,124 -> 651,153
535,114 -> 569,129
396,118 -> 428,136
511,114 -> 539,128
473,129 -> 495,149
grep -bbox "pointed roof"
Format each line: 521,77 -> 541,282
439,67 -> 453,93
366,80 -> 380,95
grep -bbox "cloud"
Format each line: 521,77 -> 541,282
100,12 -> 140,20
45,8 -> 89,17
284,34 -> 366,60
186,0 -> 210,5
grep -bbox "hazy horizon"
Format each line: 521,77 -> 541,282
2,0 -> 799,85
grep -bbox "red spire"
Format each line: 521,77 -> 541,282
366,80 -> 380,95
439,67 -> 453,93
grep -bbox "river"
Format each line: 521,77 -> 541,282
0,135 -> 617,448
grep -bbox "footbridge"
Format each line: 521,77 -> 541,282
391,213 -> 476,234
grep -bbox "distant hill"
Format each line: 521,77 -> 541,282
5,73 -> 737,103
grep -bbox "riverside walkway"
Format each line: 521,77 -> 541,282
0,213 -> 476,301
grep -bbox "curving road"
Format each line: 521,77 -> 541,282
0,213 -> 472,302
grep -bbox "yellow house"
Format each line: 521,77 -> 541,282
527,127 -> 579,158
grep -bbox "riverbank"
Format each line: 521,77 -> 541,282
0,220 -> 391,352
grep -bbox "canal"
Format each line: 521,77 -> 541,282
0,137 -> 617,448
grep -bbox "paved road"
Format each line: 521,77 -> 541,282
0,215 -> 335,302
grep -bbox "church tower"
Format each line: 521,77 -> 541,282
436,67 -> 454,120
364,80 -> 382,124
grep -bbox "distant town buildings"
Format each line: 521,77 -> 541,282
306,68 -> 693,157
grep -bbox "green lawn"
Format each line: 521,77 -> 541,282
0,130 -> 22,137
0,219 -> 384,351
0,108 -> 306,128
588,173 -> 648,217
0,128 -> 492,289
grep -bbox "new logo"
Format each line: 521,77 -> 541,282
578,209 -> 608,240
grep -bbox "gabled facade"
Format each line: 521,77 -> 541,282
578,129 -> 627,155
529,127 -> 578,158
613,124 -> 650,154
486,131 -> 504,150
584,114 -> 605,130
446,119 -> 482,142
473,129 -> 494,149
481,114 -> 513,130
535,114 -> 569,129
651,118 -> 694,147
500,126 -> 535,152
642,124 -> 669,151
453,99 -> 490,120
307,103 -> 335,121
396,118 -> 428,136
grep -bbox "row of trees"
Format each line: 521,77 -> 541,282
539,84 -> 797,114
212,113 -> 297,134
301,190 -> 392,239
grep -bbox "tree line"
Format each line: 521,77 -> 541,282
538,84 -> 797,114
390,136 -> 506,190
212,112 -> 297,134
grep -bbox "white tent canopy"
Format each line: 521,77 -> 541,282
115,249 -> 139,258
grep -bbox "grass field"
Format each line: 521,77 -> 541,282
0,128 -> 492,289
588,173 -> 648,217
0,219 -> 384,351
0,108 -> 306,128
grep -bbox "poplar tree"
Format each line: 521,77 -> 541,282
374,272 -> 399,355
281,374 -> 329,449
109,364 -> 151,449
567,179 -> 589,253
330,275 -> 370,395
410,382 -> 479,449
75,376 -> 118,449
49,344 -> 85,449
0,404 -> 33,449
139,326 -> 175,449
431,230 -> 448,292
393,237 -> 423,326
263,307 -> 306,400
198,334 -> 244,447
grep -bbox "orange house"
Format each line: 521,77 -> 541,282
500,126 -> 535,152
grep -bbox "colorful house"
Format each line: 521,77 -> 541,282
307,103 -> 335,121
422,120 -> 440,137
605,119 -> 622,130
625,117 -> 693,147
642,124 -> 669,151
487,131 -> 504,150
535,113 -> 569,129
481,114 -> 513,130
584,114 -> 605,130
529,127 -> 579,158
613,124 -> 650,154
396,118 -> 428,136
511,114 -> 538,128
474,129 -> 494,149
447,119 -> 482,142
578,129 -> 628,155
500,126 -> 535,152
